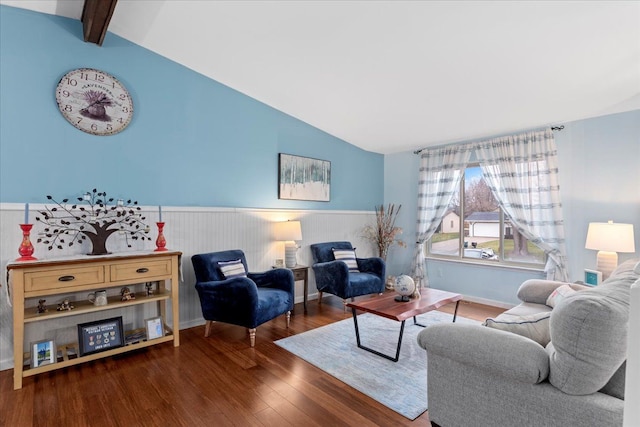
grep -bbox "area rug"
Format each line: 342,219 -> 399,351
275,311 -> 479,420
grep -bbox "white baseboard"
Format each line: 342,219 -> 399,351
0,357 -> 13,371
461,294 -> 514,310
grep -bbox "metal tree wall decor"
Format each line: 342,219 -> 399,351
36,189 -> 151,255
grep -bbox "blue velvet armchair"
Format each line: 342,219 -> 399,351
191,250 -> 294,347
310,241 -> 385,309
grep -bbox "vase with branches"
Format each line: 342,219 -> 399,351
36,188 -> 151,256
362,204 -> 406,261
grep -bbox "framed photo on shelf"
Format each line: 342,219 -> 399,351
584,269 -> 602,286
145,316 -> 164,340
31,339 -> 56,368
78,316 -> 125,356
278,153 -> 331,202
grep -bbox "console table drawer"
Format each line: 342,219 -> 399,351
24,266 -> 105,292
110,259 -> 172,282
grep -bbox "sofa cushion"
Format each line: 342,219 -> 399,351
483,311 -> 551,346
502,302 -> 552,318
218,259 -> 247,279
599,361 -> 626,399
546,279 -> 630,395
332,248 -> 360,272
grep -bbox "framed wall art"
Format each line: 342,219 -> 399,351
31,339 -> 56,368
278,153 -> 331,202
78,316 -> 125,356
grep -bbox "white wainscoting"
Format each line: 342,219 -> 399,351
0,204 -> 376,370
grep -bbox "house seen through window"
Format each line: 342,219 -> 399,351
428,165 -> 546,266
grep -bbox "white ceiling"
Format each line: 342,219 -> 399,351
3,1 -> 640,154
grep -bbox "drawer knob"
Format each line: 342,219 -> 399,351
58,275 -> 75,282
136,268 -> 150,273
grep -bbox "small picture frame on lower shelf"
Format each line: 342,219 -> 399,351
584,269 -> 602,286
145,316 -> 164,340
78,316 -> 125,356
31,339 -> 56,368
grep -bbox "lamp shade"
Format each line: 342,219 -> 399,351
274,220 -> 302,241
585,221 -> 635,253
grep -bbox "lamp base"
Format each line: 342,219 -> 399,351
596,250 -> 617,280
284,242 -> 298,268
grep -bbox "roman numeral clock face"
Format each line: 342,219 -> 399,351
55,68 -> 133,136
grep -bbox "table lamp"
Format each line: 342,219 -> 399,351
585,221 -> 635,279
274,220 -> 302,268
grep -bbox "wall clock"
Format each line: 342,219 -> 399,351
55,68 -> 133,136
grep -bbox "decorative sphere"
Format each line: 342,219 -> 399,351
394,275 -> 415,297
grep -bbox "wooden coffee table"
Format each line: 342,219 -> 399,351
346,288 -> 462,362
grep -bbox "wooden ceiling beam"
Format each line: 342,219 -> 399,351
81,0 -> 118,46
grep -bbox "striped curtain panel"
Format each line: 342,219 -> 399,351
476,128 -> 569,281
411,145 -> 473,287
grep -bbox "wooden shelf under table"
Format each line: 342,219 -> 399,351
24,289 -> 171,323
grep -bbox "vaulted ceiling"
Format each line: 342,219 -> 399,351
3,1 -> 639,154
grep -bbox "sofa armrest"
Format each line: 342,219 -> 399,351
516,279 -> 589,304
417,323 -> 549,384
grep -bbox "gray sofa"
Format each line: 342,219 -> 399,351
417,259 -> 639,427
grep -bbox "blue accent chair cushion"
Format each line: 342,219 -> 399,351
191,250 -> 294,344
310,241 -> 385,300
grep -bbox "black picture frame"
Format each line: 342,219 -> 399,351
278,153 -> 331,201
77,316 -> 125,356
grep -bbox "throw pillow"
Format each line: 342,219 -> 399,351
546,284 -> 577,308
332,248 -> 360,272
483,312 -> 551,346
218,259 -> 247,279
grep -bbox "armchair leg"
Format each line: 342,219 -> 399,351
204,320 -> 215,337
318,291 -> 323,304
248,328 -> 256,347
286,311 -> 291,328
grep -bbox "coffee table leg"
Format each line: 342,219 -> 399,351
413,300 -> 461,326
452,300 -> 460,322
351,308 -> 405,362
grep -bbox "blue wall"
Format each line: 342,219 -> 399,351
385,109 -> 640,305
0,6 -> 383,209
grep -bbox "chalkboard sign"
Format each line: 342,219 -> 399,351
78,316 -> 124,356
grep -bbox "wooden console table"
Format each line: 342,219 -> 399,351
7,250 -> 181,390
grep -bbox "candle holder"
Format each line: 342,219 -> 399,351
17,224 -> 37,261
154,222 -> 168,252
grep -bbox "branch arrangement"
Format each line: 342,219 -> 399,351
362,204 -> 406,260
36,188 -> 151,255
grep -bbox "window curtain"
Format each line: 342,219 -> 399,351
475,128 -> 569,281
411,145 -> 473,287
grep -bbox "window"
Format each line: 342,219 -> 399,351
428,164 -> 546,266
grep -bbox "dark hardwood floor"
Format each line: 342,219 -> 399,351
0,294 -> 504,427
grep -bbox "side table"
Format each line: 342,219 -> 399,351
275,264 -> 309,313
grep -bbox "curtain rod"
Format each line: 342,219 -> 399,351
413,125 -> 565,155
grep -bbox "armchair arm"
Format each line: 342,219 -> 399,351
195,277 -> 259,307
248,269 -> 294,293
417,323 -> 550,384
312,261 -> 349,293
356,257 -> 385,280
